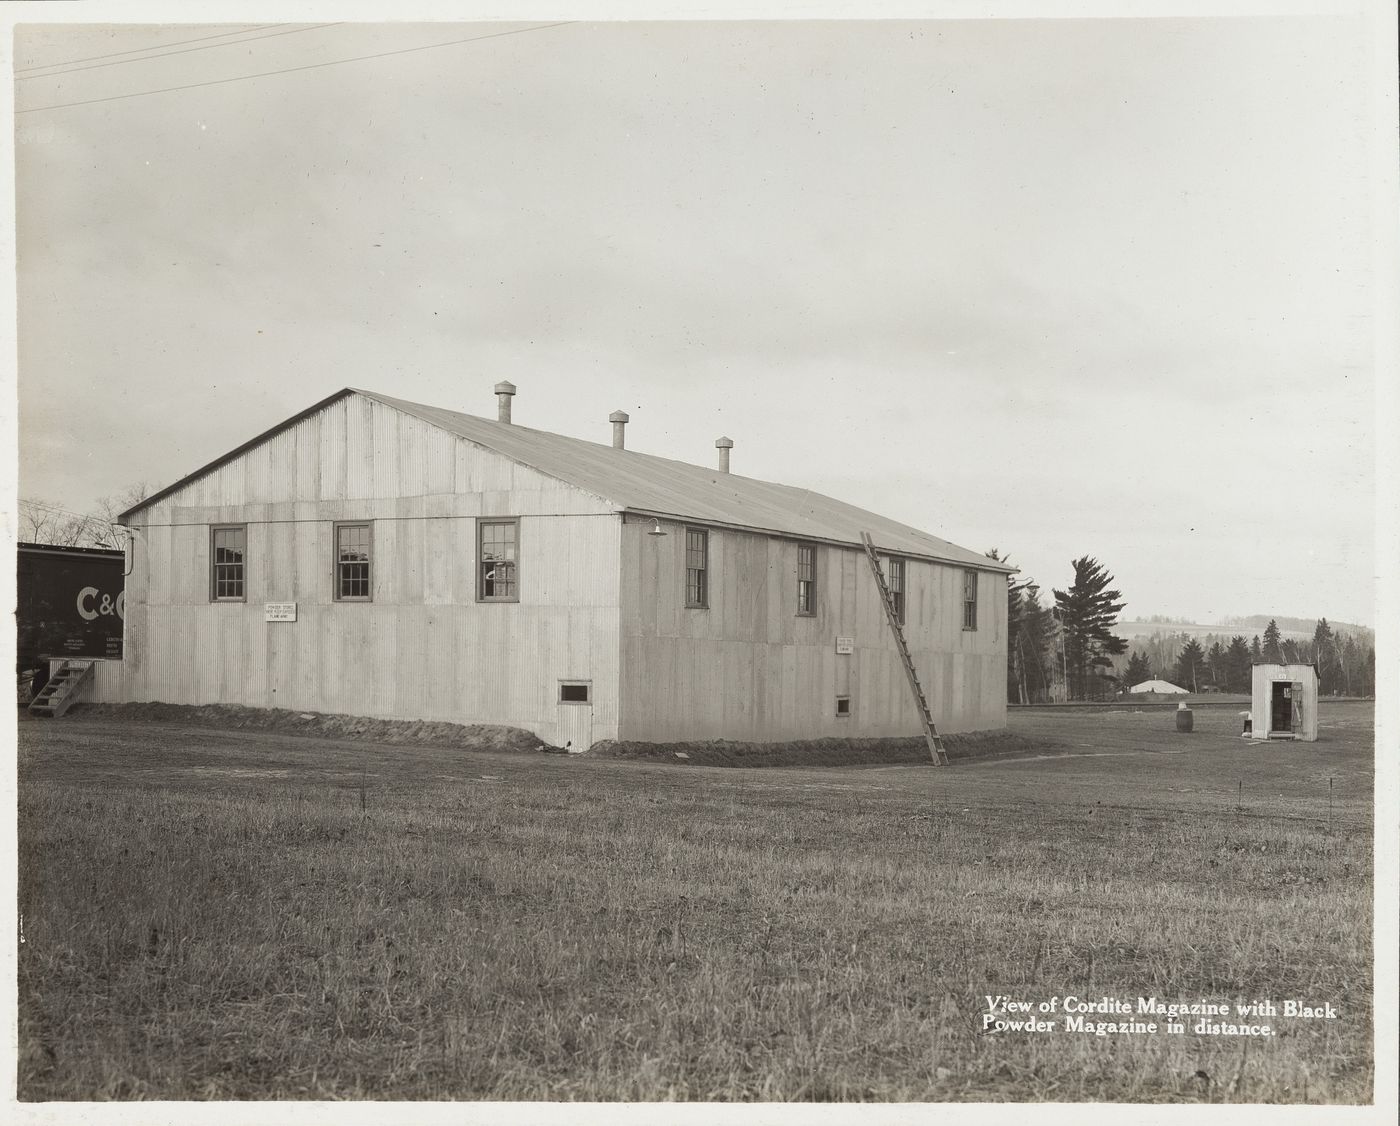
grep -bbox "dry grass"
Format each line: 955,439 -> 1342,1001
590,728 -> 1052,767
71,701 -> 546,753
17,703 -> 1373,1102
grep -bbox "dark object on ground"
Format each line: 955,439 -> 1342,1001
31,661 -> 50,701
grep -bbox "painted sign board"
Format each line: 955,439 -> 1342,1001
16,543 -> 125,663
835,636 -> 854,654
265,602 -> 297,623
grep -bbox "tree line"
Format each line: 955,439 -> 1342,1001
992,550 -> 1376,702
19,485 -> 148,551
992,551 -> 1128,704
1123,619 -> 1375,697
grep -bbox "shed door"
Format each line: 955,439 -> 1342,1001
1291,681 -> 1305,734
1270,682 -> 1293,733
557,681 -> 593,754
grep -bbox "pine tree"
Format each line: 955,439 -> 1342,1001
1124,651 -> 1152,687
1262,619 -> 1283,663
1313,619 -> 1337,694
1226,636 -> 1252,693
1015,582 -> 1056,703
1052,557 -> 1129,701
1207,641 -> 1227,689
1250,635 -> 1263,663
987,549 -> 1056,705
1174,637 -> 1207,693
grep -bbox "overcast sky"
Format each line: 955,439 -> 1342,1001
11,12 -> 1381,626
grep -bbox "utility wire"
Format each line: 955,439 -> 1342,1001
15,24 -> 280,73
17,24 -> 343,82
19,499 -> 111,523
17,22 -> 575,115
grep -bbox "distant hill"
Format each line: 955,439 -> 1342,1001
1117,617 -> 1373,646
1220,615 -> 1373,640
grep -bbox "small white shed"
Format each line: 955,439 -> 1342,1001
1250,663 -> 1319,742
1129,679 -> 1188,695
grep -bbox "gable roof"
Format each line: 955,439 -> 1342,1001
123,387 -> 1014,573
1129,679 -> 1189,694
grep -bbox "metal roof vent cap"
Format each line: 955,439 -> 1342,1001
715,436 -> 734,474
609,410 -> 630,449
494,381 -> 517,423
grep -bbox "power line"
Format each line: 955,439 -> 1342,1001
19,499 -> 110,523
16,22 -> 575,116
16,24 -> 280,73
17,24 -> 343,82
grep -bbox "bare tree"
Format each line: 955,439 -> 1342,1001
19,499 -> 95,546
18,483 -> 148,549
89,482 -> 150,549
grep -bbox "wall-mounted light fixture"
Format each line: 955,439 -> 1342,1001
647,519 -> 667,538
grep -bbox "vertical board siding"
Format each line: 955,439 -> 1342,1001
321,400 -> 347,501
114,391 -> 1005,744
618,521 -> 1007,742
119,394 -> 624,746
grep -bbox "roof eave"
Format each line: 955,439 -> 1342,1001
622,508 -> 1018,573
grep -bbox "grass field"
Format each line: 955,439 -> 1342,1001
17,702 -> 1374,1102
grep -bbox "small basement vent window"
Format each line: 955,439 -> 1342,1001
835,695 -> 851,717
559,682 -> 591,704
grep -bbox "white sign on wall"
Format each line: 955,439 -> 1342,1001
265,602 -> 297,623
835,636 -> 854,654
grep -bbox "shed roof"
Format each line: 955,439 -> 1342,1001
123,388 -> 1013,572
1129,679 -> 1188,694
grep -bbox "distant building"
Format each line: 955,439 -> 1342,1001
1129,679 -> 1188,695
1250,663 -> 1319,742
92,385 -> 1015,749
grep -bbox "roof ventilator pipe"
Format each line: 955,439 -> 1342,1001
715,436 -> 733,473
494,381 -> 516,423
609,410 -> 630,449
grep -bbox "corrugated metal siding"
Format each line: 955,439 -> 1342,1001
119,389 -> 1005,744
617,518 -> 1007,742
83,659 -> 125,704
120,397 -> 623,745
1250,664 -> 1319,741
130,389 -> 1005,575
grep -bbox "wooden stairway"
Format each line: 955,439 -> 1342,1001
28,660 -> 95,718
859,532 -> 949,766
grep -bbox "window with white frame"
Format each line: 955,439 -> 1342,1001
963,569 -> 978,630
797,543 -> 816,616
210,525 -> 246,601
886,557 -> 905,625
685,528 -> 708,608
335,522 -> 372,601
478,519 -> 519,601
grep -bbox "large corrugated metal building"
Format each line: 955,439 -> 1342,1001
96,385 -> 1014,749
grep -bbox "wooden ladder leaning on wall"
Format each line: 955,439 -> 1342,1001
859,532 -> 949,767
